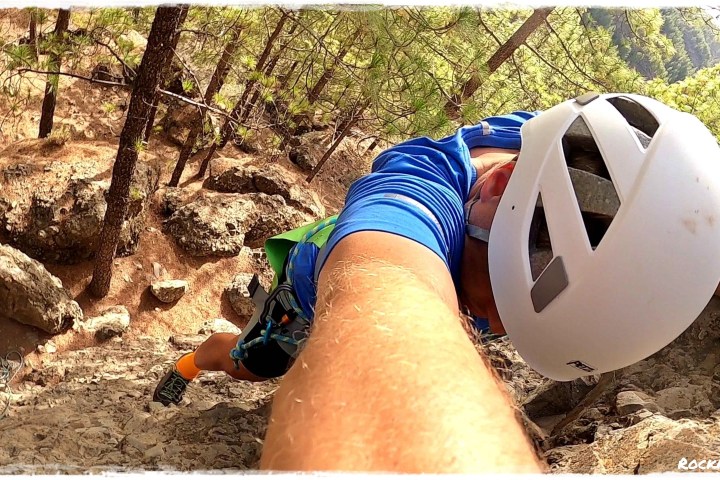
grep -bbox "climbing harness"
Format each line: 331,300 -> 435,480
230,216 -> 337,370
0,351 -> 23,420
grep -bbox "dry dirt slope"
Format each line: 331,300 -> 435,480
1,332 -> 278,473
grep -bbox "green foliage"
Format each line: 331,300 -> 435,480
2,5 -> 719,151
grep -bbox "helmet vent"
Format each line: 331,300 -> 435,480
529,192 -> 554,281
606,96 -> 657,147
563,117 -> 622,250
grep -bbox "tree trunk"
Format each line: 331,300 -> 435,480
224,10 -> 289,134
170,26 -> 241,186
28,9 -> 38,59
200,11 -> 289,172
306,100 -> 369,183
283,37 -> 354,149
38,9 -> 70,139
444,7 -> 554,119
143,5 -> 189,143
89,6 -> 187,298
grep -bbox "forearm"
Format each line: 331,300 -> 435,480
261,258 -> 542,472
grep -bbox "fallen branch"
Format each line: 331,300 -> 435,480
550,372 -> 617,436
16,68 -> 236,122
17,68 -> 126,87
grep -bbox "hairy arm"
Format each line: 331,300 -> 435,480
261,231 -> 542,472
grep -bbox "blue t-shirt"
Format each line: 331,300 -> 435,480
288,111 -> 540,322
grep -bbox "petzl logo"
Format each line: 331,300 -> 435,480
566,360 -> 596,373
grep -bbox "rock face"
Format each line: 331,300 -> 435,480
80,306 -> 131,341
204,163 -> 325,218
546,415 -> 720,473
164,192 -> 309,256
150,280 -> 188,303
1,160 -> 159,264
0,243 -> 82,334
226,273 -> 255,318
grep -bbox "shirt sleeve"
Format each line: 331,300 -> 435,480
319,130 -> 476,279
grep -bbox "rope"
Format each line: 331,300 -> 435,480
285,216 -> 337,322
0,351 -> 24,420
230,325 -> 303,368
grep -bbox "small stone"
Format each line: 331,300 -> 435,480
152,262 -> 165,279
44,341 -> 57,354
150,279 -> 188,303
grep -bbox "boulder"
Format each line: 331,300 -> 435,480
2,160 -> 159,264
203,163 -> 325,218
226,273 -> 255,318
160,187 -> 197,216
164,192 -> 310,256
523,378 -> 597,419
81,306 -> 130,341
150,280 -> 188,303
615,390 -> 662,415
0,243 -> 82,334
546,415 -> 720,474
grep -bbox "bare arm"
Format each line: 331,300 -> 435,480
261,232 -> 543,472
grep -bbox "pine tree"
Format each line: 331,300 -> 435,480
89,6 -> 188,298
38,9 -> 71,138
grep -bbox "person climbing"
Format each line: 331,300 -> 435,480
154,93 -> 720,472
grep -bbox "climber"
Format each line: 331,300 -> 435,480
154,93 -> 720,472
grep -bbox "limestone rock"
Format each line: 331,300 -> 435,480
203,163 -> 325,218
150,280 -> 188,303
82,306 -> 130,340
164,192 -> 309,256
0,243 -> 82,334
226,273 -> 256,318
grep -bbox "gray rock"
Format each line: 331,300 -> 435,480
226,273 -> 255,318
615,390 -> 661,415
161,187 -> 196,216
523,378 -> 596,419
150,279 -> 188,303
655,385 -> 709,413
0,244 -> 82,334
82,306 -> 130,340
2,161 -> 159,264
203,163 -> 325,218
164,192 -> 310,256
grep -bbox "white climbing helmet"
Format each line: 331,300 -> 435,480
488,92 -> 720,381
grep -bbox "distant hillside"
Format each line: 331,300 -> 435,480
586,8 -> 720,83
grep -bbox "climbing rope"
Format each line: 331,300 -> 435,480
0,351 -> 24,420
230,216 -> 338,367
230,322 -> 302,368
